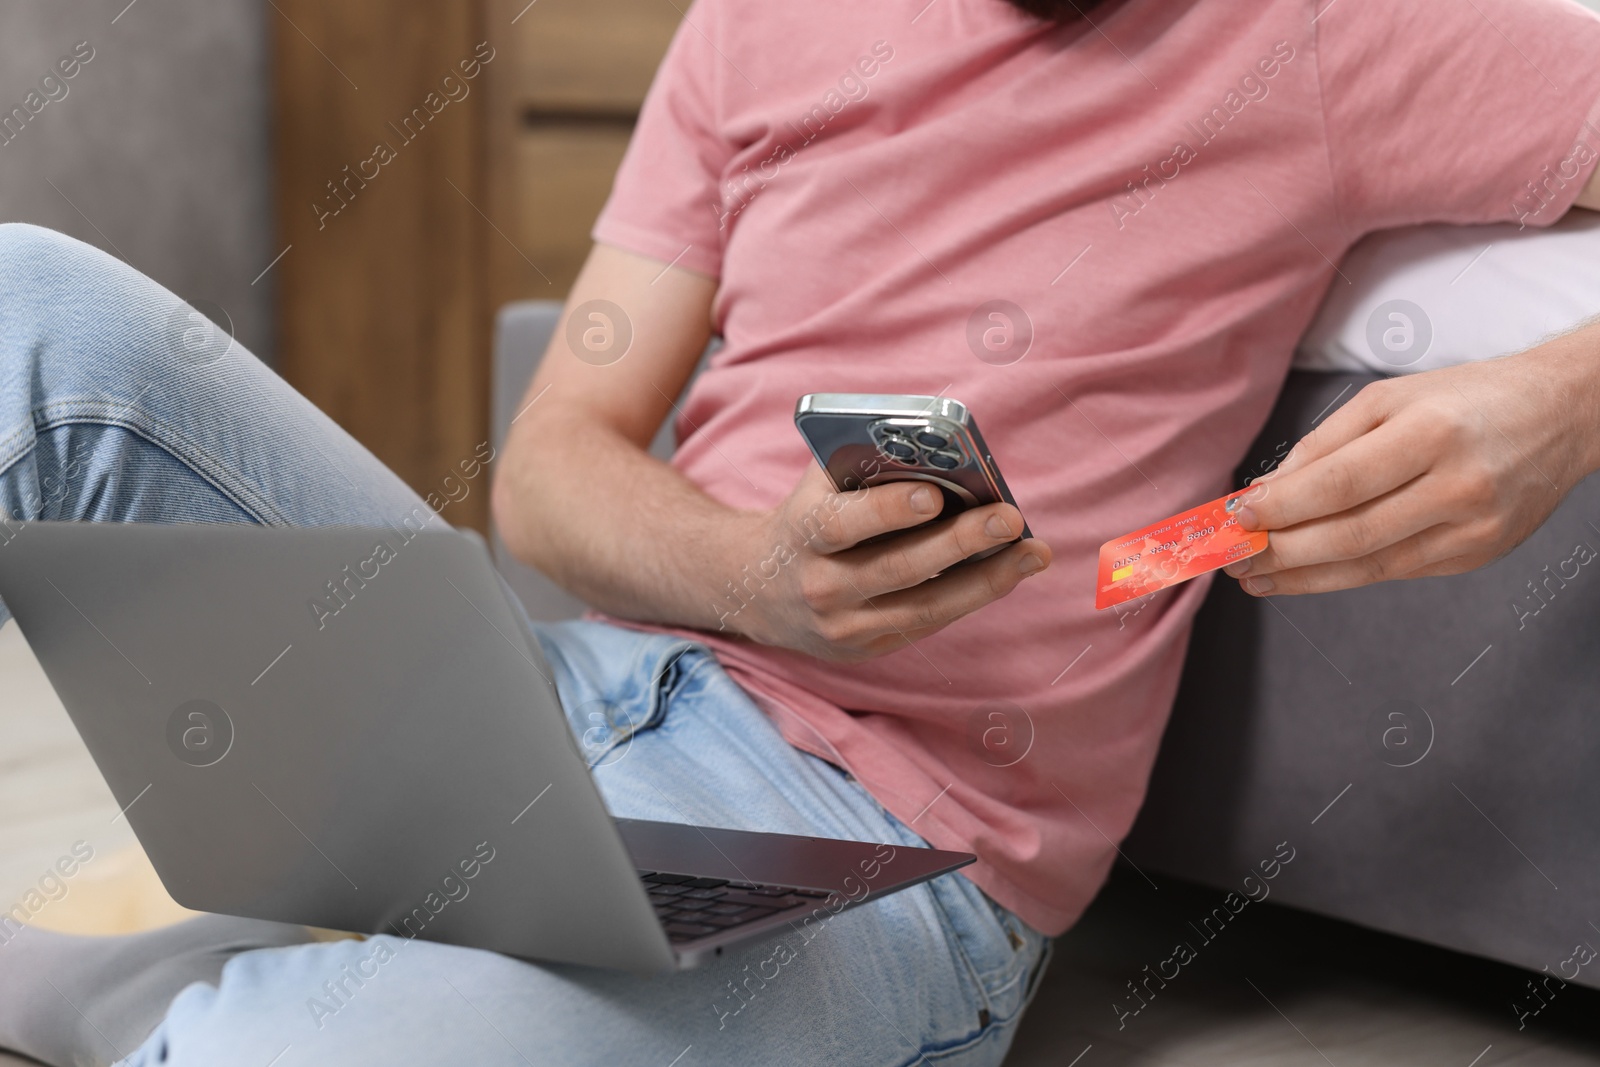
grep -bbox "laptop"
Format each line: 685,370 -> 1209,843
0,522 -> 973,971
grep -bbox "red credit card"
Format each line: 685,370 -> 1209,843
1094,491 -> 1268,610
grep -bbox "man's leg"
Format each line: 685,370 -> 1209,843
0,222 -> 486,1064
0,225 -> 1051,1066
128,623 -> 1051,1067
0,917 -> 318,1067
0,222 -> 449,635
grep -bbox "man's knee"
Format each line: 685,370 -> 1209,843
0,223 -> 233,373
0,223 -> 102,286
0,223 -> 141,347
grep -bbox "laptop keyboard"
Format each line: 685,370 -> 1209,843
638,870 -> 833,943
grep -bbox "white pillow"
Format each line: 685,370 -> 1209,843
1293,209 -> 1600,375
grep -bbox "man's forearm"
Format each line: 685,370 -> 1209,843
1524,316 -> 1600,481
492,409 -> 758,632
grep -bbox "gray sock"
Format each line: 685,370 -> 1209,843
0,914 -> 314,1067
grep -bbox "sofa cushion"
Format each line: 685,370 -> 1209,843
1294,210 -> 1600,374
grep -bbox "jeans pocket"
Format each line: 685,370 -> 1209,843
923,875 -> 1051,1039
561,627 -> 703,769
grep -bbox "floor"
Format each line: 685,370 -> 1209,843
1006,866 -> 1600,1067
3,619 -> 1598,1066
0,618 -> 136,909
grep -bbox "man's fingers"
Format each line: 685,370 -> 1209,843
1236,524 -> 1460,596
1239,422 -> 1429,533
1231,475 -> 1443,577
857,541 -> 1047,636
1253,383 -> 1387,485
849,503 -> 1031,597
796,469 -> 949,554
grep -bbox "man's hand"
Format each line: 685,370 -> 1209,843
495,244 -> 1051,661
725,465 -> 1050,662
1223,336 -> 1600,596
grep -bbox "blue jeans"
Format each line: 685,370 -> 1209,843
0,225 -> 1051,1067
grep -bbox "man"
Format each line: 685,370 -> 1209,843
3,0 -> 1600,1063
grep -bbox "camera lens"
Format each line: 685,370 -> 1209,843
915,431 -> 948,449
928,450 -> 962,470
881,439 -> 917,460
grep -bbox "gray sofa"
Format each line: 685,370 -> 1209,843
0,0 -> 276,361
491,301 -> 1599,992
1126,369 -> 1600,992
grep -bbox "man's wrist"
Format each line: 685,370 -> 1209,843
1530,323 -> 1600,481
1578,343 -> 1600,480
697,506 -> 780,638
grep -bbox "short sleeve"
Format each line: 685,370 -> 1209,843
591,0 -> 731,279
1317,0 -> 1600,233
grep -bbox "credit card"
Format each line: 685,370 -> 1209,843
1094,491 -> 1268,610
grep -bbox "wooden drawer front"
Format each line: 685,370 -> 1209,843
499,124 -> 634,296
501,0 -> 680,112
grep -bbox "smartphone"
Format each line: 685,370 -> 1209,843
793,393 -> 1030,543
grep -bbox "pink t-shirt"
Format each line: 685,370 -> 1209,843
594,0 -> 1600,934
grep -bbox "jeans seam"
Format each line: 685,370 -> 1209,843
922,882 -> 1051,1048
1020,936 -> 1055,1011
0,418 -> 34,475
27,401 -> 293,526
654,649 -> 718,723
896,941 -> 1043,1067
602,640 -> 703,755
878,1003 -> 1005,1066
921,881 -> 997,1031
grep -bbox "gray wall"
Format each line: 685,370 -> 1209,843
0,0 -> 275,362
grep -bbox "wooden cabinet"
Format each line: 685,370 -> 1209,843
484,0 -> 680,308
271,0 -> 677,532
271,0 -> 490,528
496,0 -> 681,111
489,123 -> 635,309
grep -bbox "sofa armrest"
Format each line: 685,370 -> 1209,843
1128,370 -> 1600,987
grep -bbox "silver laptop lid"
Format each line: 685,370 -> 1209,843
0,522 -> 675,971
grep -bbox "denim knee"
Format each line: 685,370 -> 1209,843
0,222 -> 101,292
0,223 -> 236,398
